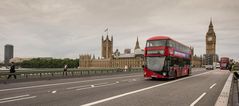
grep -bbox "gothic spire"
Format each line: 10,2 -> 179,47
207,18 -> 215,34
106,35 -> 109,40
134,36 -> 140,50
209,18 -> 213,27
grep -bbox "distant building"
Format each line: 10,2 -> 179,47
191,47 -> 203,67
124,49 -> 131,54
80,33 -> 144,68
4,44 -> 14,65
203,19 -> 219,65
9,57 -> 32,63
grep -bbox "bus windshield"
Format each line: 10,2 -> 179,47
146,40 -> 167,47
146,57 -> 165,71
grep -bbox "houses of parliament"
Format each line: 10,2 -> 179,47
79,35 -> 144,68
79,19 -> 218,68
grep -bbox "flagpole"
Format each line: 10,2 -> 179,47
107,28 -> 109,35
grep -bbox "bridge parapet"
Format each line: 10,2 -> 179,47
0,68 -> 143,82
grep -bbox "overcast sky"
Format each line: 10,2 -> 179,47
0,0 -> 239,61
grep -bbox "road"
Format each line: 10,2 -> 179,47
0,68 -> 230,106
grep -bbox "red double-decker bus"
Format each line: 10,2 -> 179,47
220,57 -> 229,70
143,36 -> 192,79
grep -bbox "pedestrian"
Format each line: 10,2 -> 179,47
229,63 -> 235,71
7,62 -> 16,79
63,64 -> 68,76
232,63 -> 239,79
124,65 -> 128,72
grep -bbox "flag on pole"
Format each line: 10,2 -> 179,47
104,28 -> 108,32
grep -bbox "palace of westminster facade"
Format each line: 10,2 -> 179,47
79,19 -> 218,68
79,35 -> 144,68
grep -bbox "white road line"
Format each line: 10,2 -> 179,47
121,79 -> 130,82
0,96 -> 36,104
0,74 -> 141,92
0,94 -> 30,101
209,83 -> 217,89
76,82 -> 118,91
121,78 -> 139,82
128,79 -> 137,82
66,82 -> 108,90
190,92 -> 207,106
52,90 -> 57,93
81,70 -> 213,106
67,85 -> 92,90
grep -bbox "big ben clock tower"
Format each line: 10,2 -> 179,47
206,19 -> 216,54
203,19 -> 218,65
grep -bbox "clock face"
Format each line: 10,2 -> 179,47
207,37 -> 212,41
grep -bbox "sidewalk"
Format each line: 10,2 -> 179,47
228,72 -> 239,106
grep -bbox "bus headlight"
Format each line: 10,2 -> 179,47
163,72 -> 167,76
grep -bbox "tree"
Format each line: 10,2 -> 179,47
20,58 -> 79,68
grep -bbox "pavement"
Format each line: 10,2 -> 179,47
0,68 -> 230,106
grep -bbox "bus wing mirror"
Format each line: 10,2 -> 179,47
142,65 -> 145,68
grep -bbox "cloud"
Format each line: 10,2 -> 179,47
0,0 -> 239,62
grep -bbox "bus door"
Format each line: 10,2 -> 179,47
170,57 -> 180,77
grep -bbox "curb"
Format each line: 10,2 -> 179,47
215,72 -> 233,106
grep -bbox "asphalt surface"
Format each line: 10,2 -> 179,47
0,68 -> 230,106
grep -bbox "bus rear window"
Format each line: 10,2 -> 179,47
146,40 -> 167,47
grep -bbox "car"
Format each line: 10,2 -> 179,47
205,65 -> 214,70
216,63 -> 220,69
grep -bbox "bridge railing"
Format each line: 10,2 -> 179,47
0,68 -> 143,80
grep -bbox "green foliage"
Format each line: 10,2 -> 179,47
20,58 -> 79,68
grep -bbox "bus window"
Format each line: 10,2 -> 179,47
146,40 -> 167,47
167,40 -> 173,47
146,57 -> 165,71
178,58 -> 184,67
170,57 -> 178,66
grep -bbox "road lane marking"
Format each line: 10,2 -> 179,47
190,92 -> 207,106
0,74 -> 141,92
81,70 -> 213,106
0,94 -> 30,101
0,95 -> 36,104
121,78 -> 139,82
52,90 -> 57,93
67,85 -> 92,90
129,79 -> 137,82
76,82 -> 118,91
121,79 -> 130,82
0,96 -> 36,104
66,82 -> 108,90
209,83 -> 216,89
